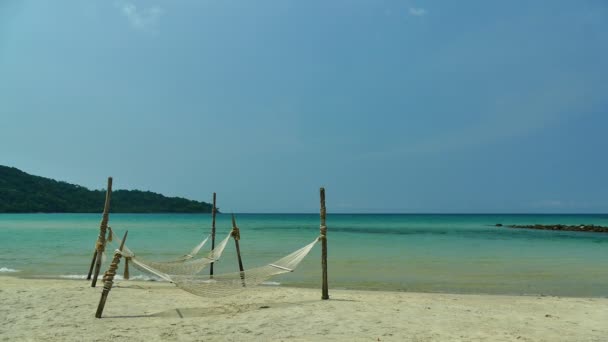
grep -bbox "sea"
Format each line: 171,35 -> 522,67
1,213 -> 607,297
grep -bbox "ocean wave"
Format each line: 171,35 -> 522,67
59,274 -> 164,281
0,267 -> 20,273
121,274 -> 163,281
261,281 -> 281,286
59,274 -> 89,280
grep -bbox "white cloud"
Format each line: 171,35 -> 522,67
409,7 -> 427,17
119,2 -> 163,31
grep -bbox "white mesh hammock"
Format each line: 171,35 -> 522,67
110,231 -> 233,280
111,231 -> 320,297
172,237 -> 319,297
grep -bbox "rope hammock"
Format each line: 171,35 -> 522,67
109,230 -> 232,280
110,230 -> 320,297
172,237 -> 319,297
94,188 -> 329,318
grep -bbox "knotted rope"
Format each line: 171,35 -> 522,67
231,227 -> 241,241
95,225 -> 112,251
102,249 -> 122,288
95,240 -> 104,251
320,225 -> 327,240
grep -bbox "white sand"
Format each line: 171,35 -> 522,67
0,276 -> 606,341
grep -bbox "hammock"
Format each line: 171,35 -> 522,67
114,234 -> 320,297
112,231 -> 233,279
172,237 -> 319,297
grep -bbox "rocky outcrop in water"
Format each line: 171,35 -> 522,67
495,224 -> 608,233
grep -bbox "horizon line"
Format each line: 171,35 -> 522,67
1,212 -> 606,215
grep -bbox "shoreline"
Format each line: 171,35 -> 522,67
1,276 -> 607,341
3,274 -> 608,299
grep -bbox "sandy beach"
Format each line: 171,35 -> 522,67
0,276 -> 606,341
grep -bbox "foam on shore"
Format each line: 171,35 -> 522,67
58,274 -> 161,281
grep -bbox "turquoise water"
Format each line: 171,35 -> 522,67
1,214 -> 607,297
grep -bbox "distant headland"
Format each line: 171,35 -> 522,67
0,165 -> 215,213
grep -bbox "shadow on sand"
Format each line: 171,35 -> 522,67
102,297 -> 356,319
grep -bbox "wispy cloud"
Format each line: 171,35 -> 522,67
118,2 -> 163,31
409,7 -> 428,17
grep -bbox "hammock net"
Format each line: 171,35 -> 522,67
111,231 -> 232,280
172,237 -> 319,297
110,230 -> 320,297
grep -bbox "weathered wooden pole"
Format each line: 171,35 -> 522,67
320,187 -> 329,300
86,250 -> 98,280
231,214 -> 245,286
89,177 -> 112,287
95,231 -> 128,319
209,192 -> 217,277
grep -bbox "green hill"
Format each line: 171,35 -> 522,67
0,166 -> 214,213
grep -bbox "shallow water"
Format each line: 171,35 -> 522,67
1,213 -> 607,297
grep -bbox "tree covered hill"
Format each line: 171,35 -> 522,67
0,166 -> 214,213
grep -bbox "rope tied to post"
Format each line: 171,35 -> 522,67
102,253 -> 120,282
95,240 -> 105,251
95,226 -> 115,251
231,228 -> 241,241
95,227 -> 110,252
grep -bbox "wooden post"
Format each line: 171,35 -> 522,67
231,214 -> 245,286
89,177 -> 112,287
86,250 -> 97,280
95,230 -> 128,319
210,192 -> 217,277
320,187 -> 329,300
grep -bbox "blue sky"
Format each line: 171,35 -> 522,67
1,1 -> 607,213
